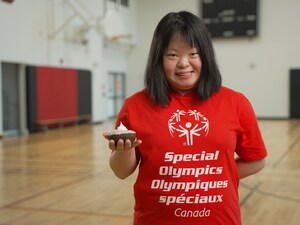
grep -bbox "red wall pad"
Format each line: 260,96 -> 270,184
26,66 -> 92,132
2,0 -> 14,3
36,67 -> 78,121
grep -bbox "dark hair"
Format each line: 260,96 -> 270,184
144,11 -> 222,106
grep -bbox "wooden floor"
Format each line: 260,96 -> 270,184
0,119 -> 299,225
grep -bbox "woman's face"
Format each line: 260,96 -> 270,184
163,33 -> 202,95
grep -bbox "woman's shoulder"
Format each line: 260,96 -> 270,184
125,89 -> 151,103
213,86 -> 252,108
217,86 -> 246,99
217,86 -> 255,113
219,86 -> 239,94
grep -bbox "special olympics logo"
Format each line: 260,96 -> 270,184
168,110 -> 209,146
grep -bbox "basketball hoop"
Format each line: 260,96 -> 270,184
102,9 -> 127,40
110,34 -> 131,43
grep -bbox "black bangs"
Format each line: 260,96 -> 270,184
164,15 -> 197,49
180,29 -> 198,48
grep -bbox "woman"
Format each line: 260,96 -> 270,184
104,11 -> 267,225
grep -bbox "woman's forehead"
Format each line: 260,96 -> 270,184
168,32 -> 196,48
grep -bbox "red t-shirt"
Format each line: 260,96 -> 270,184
116,87 -> 267,225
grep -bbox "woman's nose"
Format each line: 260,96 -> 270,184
177,56 -> 189,68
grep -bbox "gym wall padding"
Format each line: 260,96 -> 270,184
26,66 -> 92,132
78,70 -> 92,117
290,69 -> 300,118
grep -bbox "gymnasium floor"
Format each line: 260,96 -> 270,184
0,119 -> 299,224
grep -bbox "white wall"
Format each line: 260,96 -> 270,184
1,0 -> 300,136
127,0 -> 300,118
214,0 -> 300,118
0,0 -> 138,135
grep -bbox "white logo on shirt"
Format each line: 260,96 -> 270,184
168,110 -> 209,146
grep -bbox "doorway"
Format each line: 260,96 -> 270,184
1,62 -> 20,136
107,72 -> 125,118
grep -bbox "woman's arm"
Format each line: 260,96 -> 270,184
235,157 -> 266,179
104,132 -> 142,179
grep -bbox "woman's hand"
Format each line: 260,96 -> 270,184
103,132 -> 142,151
103,132 -> 142,179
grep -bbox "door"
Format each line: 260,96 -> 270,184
107,72 -> 125,118
1,62 -> 20,136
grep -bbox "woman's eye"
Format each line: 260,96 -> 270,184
190,52 -> 199,58
166,53 -> 177,59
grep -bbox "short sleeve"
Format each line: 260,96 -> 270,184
115,99 -> 130,129
235,94 -> 268,160
115,98 -> 141,160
